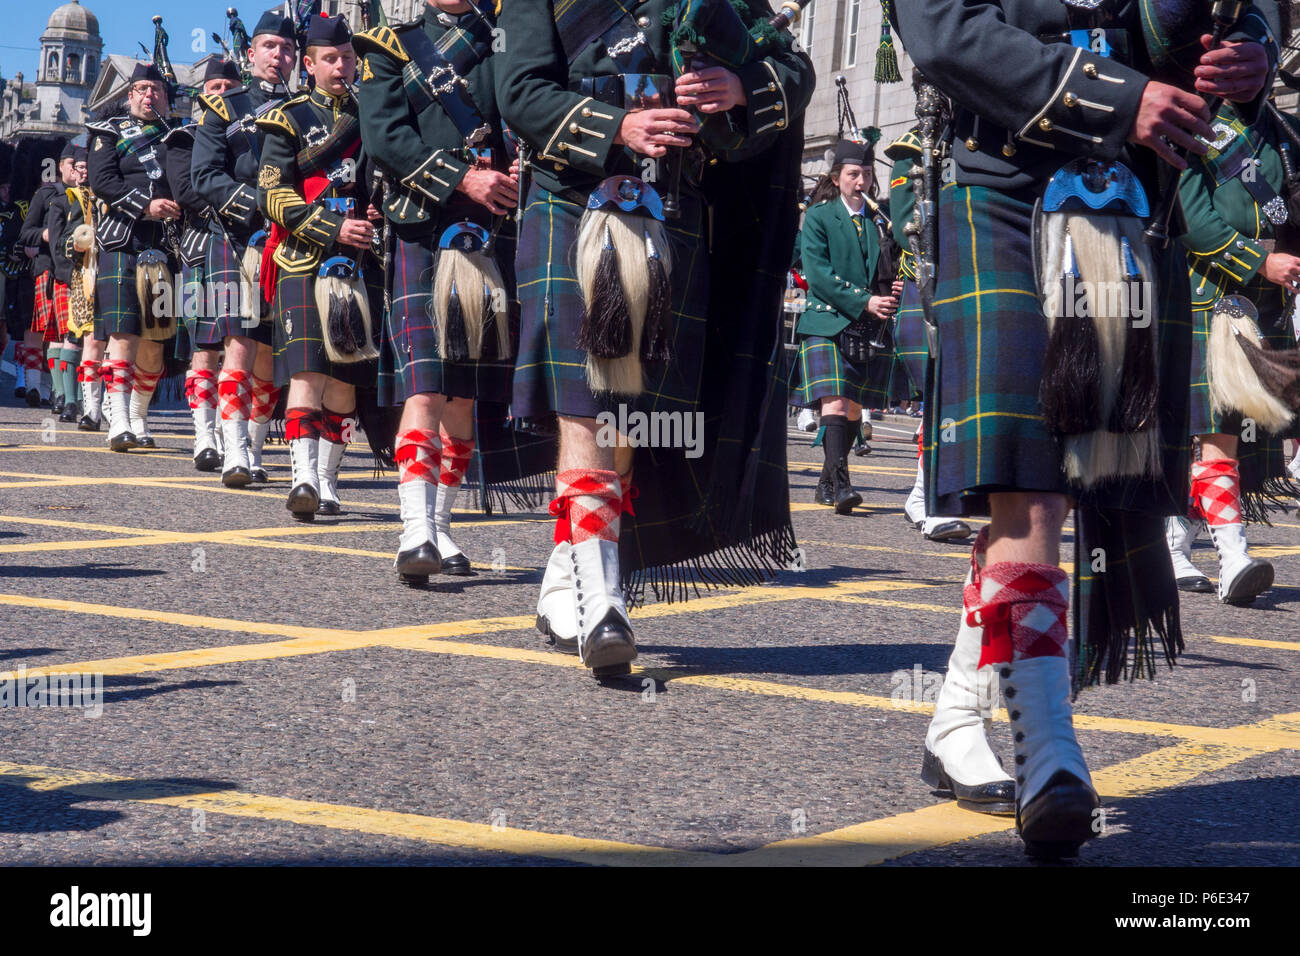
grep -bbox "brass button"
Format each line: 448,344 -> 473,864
1063,91 -> 1078,108
569,122 -> 580,134
1083,63 -> 1098,78
557,142 -> 568,151
580,107 -> 593,118
424,172 -> 432,179
553,162 -> 564,171
768,82 -> 776,92
1002,143 -> 1016,157
637,15 -> 649,27
965,137 -> 978,151
1236,239 -> 1245,249
774,102 -> 783,111
1038,118 -> 1053,132
436,158 -> 445,167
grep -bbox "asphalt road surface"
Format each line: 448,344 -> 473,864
0,396 -> 1296,866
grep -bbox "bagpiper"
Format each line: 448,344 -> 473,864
498,0 -> 813,676
43,145 -> 90,423
355,0 -> 521,583
1,180 -> 29,394
19,143 -> 74,409
86,62 -> 182,452
193,12 -> 298,485
256,13 -> 382,521
893,0 -> 1274,857
1166,93 -> 1300,603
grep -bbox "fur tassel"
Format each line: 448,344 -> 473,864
1039,227 -> 1102,434
316,273 -> 379,365
579,224 -> 633,358
444,281 -> 471,362
1209,305 -> 1297,433
1110,321 -> 1158,431
327,287 -> 356,355
135,258 -> 175,341
641,231 -> 673,363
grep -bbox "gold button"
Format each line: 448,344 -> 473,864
558,142 -> 568,151
768,82 -> 776,92
1063,92 -> 1078,108
399,213 -> 406,220
965,137 -> 978,151
569,122 -> 580,134
775,119 -> 785,128
1002,143 -> 1016,157
436,158 -> 445,167
774,102 -> 782,111
553,162 -> 564,171
1038,118 -> 1053,132
424,172 -> 432,179
1083,63 -> 1098,78
581,107 -> 592,118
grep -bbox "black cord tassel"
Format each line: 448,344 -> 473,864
1040,241 -> 1101,434
1110,321 -> 1158,432
327,288 -> 356,355
445,280 -> 471,362
579,224 -> 633,359
480,281 -> 498,360
641,234 -> 673,363
347,290 -> 367,355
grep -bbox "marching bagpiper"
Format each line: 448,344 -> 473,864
18,144 -> 75,409
193,12 -> 298,485
256,13 -> 382,521
85,62 -> 182,452
43,146 -> 90,424
355,0 -> 521,583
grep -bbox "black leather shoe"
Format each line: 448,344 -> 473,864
1017,769 -> 1100,860
395,541 -> 441,584
536,614 -> 579,654
222,466 -> 251,488
920,748 -> 1015,815
194,448 -> 221,472
58,402 -> 78,423
317,499 -> 341,516
50,395 -> 65,415
249,467 -> 268,483
136,435 -> 156,449
286,483 -> 319,521
852,439 -> 871,456
924,519 -> 973,542
833,460 -> 862,515
78,415 -> 100,432
440,552 -> 472,576
1176,573 -> 1214,593
12,386 -> 24,399
579,609 -> 638,678
109,431 -> 138,452
25,388 -> 40,407
815,476 -> 834,506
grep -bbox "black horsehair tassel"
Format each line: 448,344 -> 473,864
1111,237 -> 1158,432
578,222 -> 633,359
445,279 -> 471,362
642,230 -> 673,363
327,287 -> 357,355
1040,230 -> 1102,434
480,279 -> 498,360
347,285 -> 367,354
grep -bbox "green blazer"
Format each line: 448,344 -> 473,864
796,198 -> 879,337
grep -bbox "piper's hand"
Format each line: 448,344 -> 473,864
891,279 -> 905,299
1127,80 -> 1214,169
147,198 -> 181,220
1263,252 -> 1300,291
366,203 -> 382,223
338,218 -> 374,249
508,158 -> 520,179
615,109 -> 698,158
1196,37 -> 1269,103
675,66 -> 746,114
23,246 -> 37,258
457,168 -> 518,216
867,294 -> 898,320
41,228 -> 48,243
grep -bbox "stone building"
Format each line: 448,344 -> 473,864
0,1 -> 103,140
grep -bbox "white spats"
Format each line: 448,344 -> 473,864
397,478 -> 436,555
537,541 -> 577,643
999,655 -> 1094,809
317,439 -> 346,509
570,536 -> 630,642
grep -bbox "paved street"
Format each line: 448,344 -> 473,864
0,396 -> 1297,866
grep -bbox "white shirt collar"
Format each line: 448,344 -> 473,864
840,194 -> 866,217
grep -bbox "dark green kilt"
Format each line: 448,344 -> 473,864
271,265 -> 380,388
790,334 -> 889,409
379,234 -> 517,407
173,262 -> 204,361
93,249 -> 179,342
891,277 -> 928,398
511,182 -> 709,420
197,233 -> 272,348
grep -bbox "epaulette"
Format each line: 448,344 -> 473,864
16,200 -> 28,218
85,118 -> 118,138
352,24 -> 410,63
884,128 -> 922,161
198,92 -> 231,124
162,122 -> 196,146
256,103 -> 297,138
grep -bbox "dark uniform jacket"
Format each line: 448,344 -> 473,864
256,86 -> 373,275
797,197 -> 882,337
892,0 -> 1278,193
192,79 -> 283,242
43,188 -> 78,285
163,125 -> 215,269
496,0 -> 813,197
0,198 -> 30,278
20,182 -> 61,278
85,114 -> 176,253
354,6 -> 508,241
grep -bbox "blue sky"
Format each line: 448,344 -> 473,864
3,1 -> 276,81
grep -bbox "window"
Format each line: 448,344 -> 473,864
46,51 -> 59,82
799,1 -> 816,57
843,0 -> 861,68
65,53 -> 81,84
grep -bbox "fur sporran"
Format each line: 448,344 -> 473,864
575,208 -> 673,395
135,249 -> 175,342
431,246 -> 511,362
315,261 -> 379,365
1208,295 -> 1300,433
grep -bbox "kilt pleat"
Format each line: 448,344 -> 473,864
379,234 -> 517,407
30,270 -> 54,334
94,251 -> 147,340
892,277 -> 928,397
511,182 -> 709,420
197,233 -> 271,346
272,267 -> 380,388
790,334 -> 889,408
47,280 -> 70,341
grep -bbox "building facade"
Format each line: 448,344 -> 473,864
0,1 -> 103,140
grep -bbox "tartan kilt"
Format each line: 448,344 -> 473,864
47,280 -> 71,341
891,277 -> 929,397
926,183 -> 1191,517
379,233 -> 517,407
93,249 -> 178,342
271,265 -> 381,388
173,263 -> 203,361
30,270 -> 54,334
511,182 -> 710,420
197,233 -> 271,347
791,334 -> 889,408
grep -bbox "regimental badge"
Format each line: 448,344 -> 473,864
1207,123 -> 1236,154
94,139 -> 105,151
304,124 -> 329,149
259,165 -> 281,189
121,122 -> 143,140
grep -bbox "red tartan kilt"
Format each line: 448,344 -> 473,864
46,280 -> 71,341
30,270 -> 54,334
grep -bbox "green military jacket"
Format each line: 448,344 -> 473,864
886,128 -> 921,282
1181,101 -> 1300,313
354,5 -> 508,239
796,197 -> 879,337
496,0 -> 814,197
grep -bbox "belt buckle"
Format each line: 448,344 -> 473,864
586,175 -> 665,222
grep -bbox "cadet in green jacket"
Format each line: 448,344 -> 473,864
792,138 -> 899,515
1167,98 -> 1300,605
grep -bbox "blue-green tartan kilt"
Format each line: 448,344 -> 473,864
196,234 -> 272,348
891,277 -> 929,398
173,262 -> 205,361
925,183 -> 1192,517
93,250 -> 178,342
790,334 -> 889,409
271,267 -> 381,388
511,182 -> 709,420
379,234 -> 517,407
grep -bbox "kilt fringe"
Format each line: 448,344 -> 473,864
465,463 -> 556,515
1240,476 -> 1300,526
